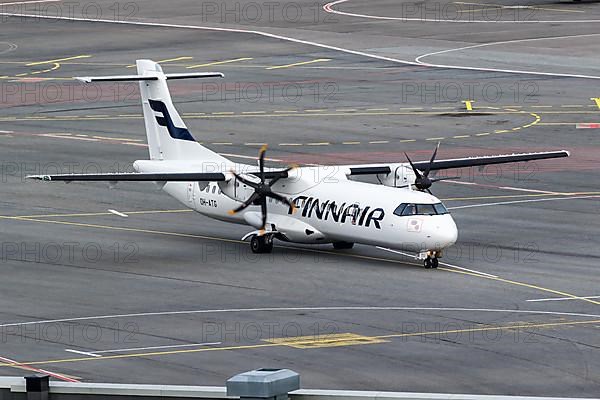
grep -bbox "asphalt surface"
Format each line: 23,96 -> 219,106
0,0 -> 600,396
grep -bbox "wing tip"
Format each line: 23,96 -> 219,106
26,175 -> 51,181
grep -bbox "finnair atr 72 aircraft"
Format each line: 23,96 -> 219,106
29,60 -> 570,268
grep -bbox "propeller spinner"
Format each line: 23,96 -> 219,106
228,145 -> 297,230
404,143 -> 459,193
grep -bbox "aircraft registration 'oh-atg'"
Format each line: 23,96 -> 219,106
29,60 -> 570,268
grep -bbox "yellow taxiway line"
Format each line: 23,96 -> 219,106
187,57 -> 253,69
266,59 -> 331,70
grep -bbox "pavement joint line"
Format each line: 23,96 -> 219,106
4,318 -> 600,368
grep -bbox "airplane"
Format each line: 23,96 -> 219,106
28,60 -> 570,269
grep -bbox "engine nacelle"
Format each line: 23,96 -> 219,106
377,164 -> 416,188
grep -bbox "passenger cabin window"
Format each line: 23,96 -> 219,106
394,203 -> 449,216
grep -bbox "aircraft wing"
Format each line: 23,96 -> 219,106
346,150 -> 570,176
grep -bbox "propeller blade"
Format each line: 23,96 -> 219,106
404,152 -> 423,179
267,192 -> 296,213
423,142 -> 440,177
258,144 -> 268,183
260,197 -> 268,229
232,172 -> 259,189
228,192 -> 259,215
268,165 -> 297,186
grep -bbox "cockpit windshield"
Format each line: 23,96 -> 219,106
393,202 -> 449,216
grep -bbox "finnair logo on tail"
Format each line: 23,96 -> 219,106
148,99 -> 195,142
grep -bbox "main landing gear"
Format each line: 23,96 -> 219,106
250,234 -> 274,254
422,250 -> 441,269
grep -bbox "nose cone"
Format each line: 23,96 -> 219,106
428,214 -> 458,250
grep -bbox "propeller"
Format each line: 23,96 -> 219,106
404,143 -> 460,193
227,145 -> 297,231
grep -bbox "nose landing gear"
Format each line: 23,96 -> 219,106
424,256 -> 439,269
422,250 -> 441,269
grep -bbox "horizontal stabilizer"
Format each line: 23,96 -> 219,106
75,72 -> 224,83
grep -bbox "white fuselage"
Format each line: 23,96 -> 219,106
147,163 -> 458,253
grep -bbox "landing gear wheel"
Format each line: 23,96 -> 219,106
424,257 -> 433,269
431,257 -> 439,269
333,241 -> 354,250
250,235 -> 273,254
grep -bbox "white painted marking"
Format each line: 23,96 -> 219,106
438,261 -> 499,278
65,349 -> 102,357
498,186 -> 560,195
2,9 -> 599,79
92,342 -> 222,354
2,308 -> 600,330
0,130 -> 14,134
448,194 -> 600,210
0,0 -> 60,5
376,246 -> 498,278
527,295 -> 600,303
415,33 -> 600,79
108,209 -> 129,218
219,152 -> 283,162
444,180 -> 477,185
324,0 -> 600,24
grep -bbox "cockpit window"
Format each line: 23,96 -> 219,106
402,204 -> 417,216
434,203 -> 449,215
417,204 -> 436,215
394,202 -> 449,216
393,204 -> 406,216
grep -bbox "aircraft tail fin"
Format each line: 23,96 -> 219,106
76,60 -> 227,162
